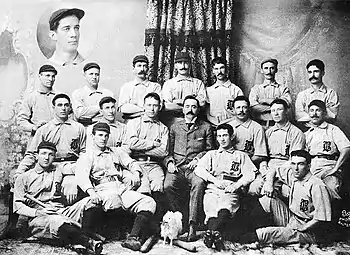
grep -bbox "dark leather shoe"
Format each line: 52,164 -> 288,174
121,236 -> 142,251
88,240 -> 103,255
203,230 -> 214,248
140,235 -> 159,253
187,224 -> 197,242
212,231 -> 225,251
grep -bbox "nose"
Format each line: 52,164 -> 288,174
69,28 -> 77,37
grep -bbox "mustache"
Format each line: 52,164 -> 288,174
138,71 -> 146,75
180,68 -> 188,71
309,76 -> 317,81
310,115 -> 319,118
186,111 -> 195,115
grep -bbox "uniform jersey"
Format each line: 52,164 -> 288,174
295,84 -> 339,122
162,76 -> 207,107
17,90 -> 56,133
126,115 -> 168,159
118,80 -> 162,109
228,118 -> 268,158
249,81 -> 292,121
71,86 -> 114,124
206,80 -> 243,126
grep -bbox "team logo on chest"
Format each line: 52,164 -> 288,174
244,140 -> 253,153
70,138 -> 79,151
229,161 -> 241,177
299,199 -> 309,212
323,141 -> 332,152
285,144 -> 290,156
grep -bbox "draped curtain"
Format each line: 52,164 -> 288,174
145,0 -> 236,86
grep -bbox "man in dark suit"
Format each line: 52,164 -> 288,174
164,95 -> 214,241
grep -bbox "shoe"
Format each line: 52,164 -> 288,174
88,240 -> 103,255
212,231 -> 225,251
203,230 -> 214,248
187,224 -> 197,242
140,235 -> 159,253
121,236 -> 142,251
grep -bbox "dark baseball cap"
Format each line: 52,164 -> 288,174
83,62 -> 100,72
133,55 -> 149,65
261,58 -> 278,68
39,64 -> 57,75
92,122 -> 110,134
49,8 -> 85,31
38,141 -> 57,152
99,96 -> 116,108
175,52 -> 191,63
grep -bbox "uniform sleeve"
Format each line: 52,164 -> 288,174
13,174 -> 37,217
118,83 -> 130,107
280,86 -> 292,107
310,182 -> 332,221
290,129 -> 306,153
249,86 -> 260,107
75,153 -> 94,192
145,126 -> 169,158
253,125 -> 268,157
16,126 -> 46,176
196,80 -> 208,107
163,125 -> 175,166
116,148 -> 142,175
194,124 -> 214,160
78,124 -> 87,154
161,80 -> 173,103
126,119 -> 154,151
71,90 -> 100,120
326,89 -> 339,119
193,152 -> 213,181
85,126 -> 93,151
236,153 -> 256,188
295,91 -> 309,122
17,96 -> 35,132
333,126 -> 350,151
231,85 -> 244,99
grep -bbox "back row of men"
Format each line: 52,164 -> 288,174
12,52 -> 349,252
18,53 -> 339,132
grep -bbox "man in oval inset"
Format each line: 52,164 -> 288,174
48,8 -> 85,66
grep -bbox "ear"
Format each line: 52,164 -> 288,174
49,30 -> 57,41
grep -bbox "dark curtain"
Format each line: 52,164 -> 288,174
145,0 -> 236,86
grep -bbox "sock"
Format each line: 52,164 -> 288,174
130,211 -> 153,238
82,207 -> 104,233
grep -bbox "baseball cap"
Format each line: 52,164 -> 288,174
38,141 -> 57,152
261,58 -> 278,68
83,62 -> 100,72
133,55 -> 149,65
175,52 -> 191,62
92,122 -> 110,134
99,96 -> 116,108
39,64 -> 57,75
49,8 -> 85,31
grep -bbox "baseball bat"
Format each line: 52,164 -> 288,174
173,239 -> 197,252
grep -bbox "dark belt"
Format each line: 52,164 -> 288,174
221,174 -> 242,182
53,155 -> 78,162
311,154 -> 339,160
93,176 -> 117,186
78,118 -> 96,126
294,214 -> 310,223
132,155 -> 159,162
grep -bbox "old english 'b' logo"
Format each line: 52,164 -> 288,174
229,161 -> 241,177
244,140 -> 253,153
300,199 -> 309,212
285,144 -> 290,156
323,141 -> 332,152
70,138 -> 79,151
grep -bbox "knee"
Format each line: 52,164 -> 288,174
191,176 -> 205,189
141,196 -> 157,214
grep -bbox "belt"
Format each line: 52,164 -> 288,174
78,118 -> 96,126
294,214 -> 310,223
311,154 -> 339,160
53,155 -> 78,162
93,176 -> 117,186
221,174 -> 241,182
132,155 -> 159,162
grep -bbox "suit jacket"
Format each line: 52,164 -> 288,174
164,119 -> 214,167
